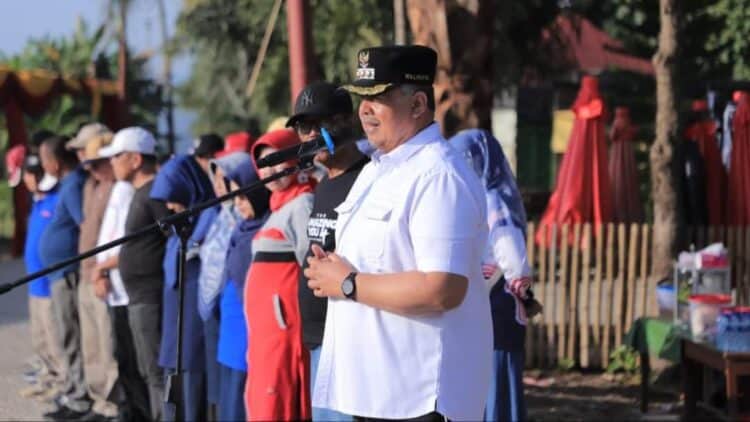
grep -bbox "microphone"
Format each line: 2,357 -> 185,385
256,127 -> 340,168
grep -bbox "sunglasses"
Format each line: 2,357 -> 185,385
294,117 -> 340,136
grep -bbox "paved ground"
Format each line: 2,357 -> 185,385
0,258 -> 48,421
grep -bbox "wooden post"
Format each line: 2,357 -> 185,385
603,223 -> 615,366
615,224 -> 627,348
567,224 -> 582,362
526,222 -> 536,367
639,224 -> 650,318
593,224 -> 604,365
547,225 -> 558,367
557,225 -> 570,363
625,224 -> 639,331
537,226 -> 548,366
580,223 -> 592,368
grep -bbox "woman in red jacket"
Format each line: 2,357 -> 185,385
244,129 -> 315,420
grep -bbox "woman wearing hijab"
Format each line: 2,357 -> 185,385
244,129 -> 316,421
451,129 -> 532,422
215,152 -> 271,422
198,153 -> 248,414
150,154 -> 216,421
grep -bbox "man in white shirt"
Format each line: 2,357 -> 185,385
304,45 -> 492,422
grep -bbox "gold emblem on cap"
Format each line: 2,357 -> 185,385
358,51 -> 370,68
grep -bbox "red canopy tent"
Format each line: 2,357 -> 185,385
0,66 -> 123,256
729,93 -> 750,225
536,75 -> 613,245
608,107 -> 643,224
684,99 -> 726,226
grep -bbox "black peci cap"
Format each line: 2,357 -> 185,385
286,81 -> 353,128
343,45 -> 437,96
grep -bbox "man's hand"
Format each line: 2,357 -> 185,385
93,276 -> 111,300
304,244 -> 356,299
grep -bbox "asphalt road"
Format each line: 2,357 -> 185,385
0,258 -> 49,421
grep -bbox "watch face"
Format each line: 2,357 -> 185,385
342,279 -> 355,296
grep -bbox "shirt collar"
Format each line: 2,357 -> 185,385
371,122 -> 442,166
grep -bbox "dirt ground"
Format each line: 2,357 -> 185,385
525,370 -> 689,421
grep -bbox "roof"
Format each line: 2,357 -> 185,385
541,14 -> 654,76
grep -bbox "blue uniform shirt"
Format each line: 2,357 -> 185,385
39,167 -> 86,281
25,190 -> 60,297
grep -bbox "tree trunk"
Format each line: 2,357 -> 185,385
406,0 -> 493,137
650,0 -> 680,280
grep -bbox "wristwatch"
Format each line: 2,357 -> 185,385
341,272 -> 358,300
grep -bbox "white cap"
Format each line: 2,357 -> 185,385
37,173 -> 59,192
99,127 -> 156,158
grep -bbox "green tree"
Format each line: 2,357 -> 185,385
0,18 -> 163,139
707,0 -> 750,80
176,0 -> 393,135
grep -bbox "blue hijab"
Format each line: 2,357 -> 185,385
151,154 -> 215,209
223,155 -> 270,291
150,154 -> 216,288
450,129 -> 527,233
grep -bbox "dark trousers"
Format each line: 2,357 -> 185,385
127,302 -> 165,421
162,371 -> 207,422
203,311 -> 221,406
50,272 -> 90,412
354,412 -> 448,422
111,306 -> 152,422
217,365 -> 246,422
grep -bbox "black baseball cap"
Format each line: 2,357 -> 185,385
285,81 -> 353,128
343,45 -> 437,96
193,133 -> 225,158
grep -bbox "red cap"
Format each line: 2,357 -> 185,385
217,131 -> 254,158
733,91 -> 747,103
5,145 -> 26,188
251,129 -> 301,170
688,294 -> 731,304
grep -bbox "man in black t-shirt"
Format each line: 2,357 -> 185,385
291,81 -> 366,422
98,127 -> 168,422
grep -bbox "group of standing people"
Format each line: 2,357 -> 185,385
12,44 -> 537,422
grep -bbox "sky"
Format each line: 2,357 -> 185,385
0,0 -> 196,152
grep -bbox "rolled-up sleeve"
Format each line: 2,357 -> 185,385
409,170 -> 484,278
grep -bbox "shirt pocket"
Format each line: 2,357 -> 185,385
361,198 -> 393,263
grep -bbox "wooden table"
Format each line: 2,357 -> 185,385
682,338 -> 750,420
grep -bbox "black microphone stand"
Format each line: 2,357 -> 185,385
1,156 -> 316,422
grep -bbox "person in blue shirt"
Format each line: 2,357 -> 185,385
38,135 -> 92,419
150,154 -> 215,422
451,129 -> 537,422
19,153 -> 63,400
215,153 -> 270,422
